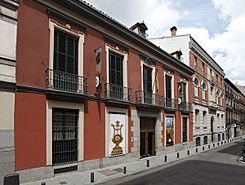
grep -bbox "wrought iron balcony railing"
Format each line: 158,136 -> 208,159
45,69 -> 87,94
136,91 -> 164,107
178,102 -> 192,111
104,83 -> 132,102
165,98 -> 178,109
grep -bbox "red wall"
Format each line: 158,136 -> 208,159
15,93 -> 46,170
84,101 -> 105,160
16,0 -> 49,88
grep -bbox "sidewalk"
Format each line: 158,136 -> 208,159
22,136 -> 244,185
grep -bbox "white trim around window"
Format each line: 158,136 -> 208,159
46,100 -> 84,165
49,19 -> 85,76
164,71 -> 174,99
105,44 -> 128,87
181,115 -> 189,143
140,61 -> 156,93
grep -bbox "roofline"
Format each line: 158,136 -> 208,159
224,78 -> 241,94
149,34 -> 190,40
190,36 -> 224,75
52,0 -> 194,76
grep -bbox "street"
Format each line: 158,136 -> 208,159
117,139 -> 245,185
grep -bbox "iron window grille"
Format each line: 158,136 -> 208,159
52,108 -> 79,165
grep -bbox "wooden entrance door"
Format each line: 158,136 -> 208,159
140,117 -> 155,157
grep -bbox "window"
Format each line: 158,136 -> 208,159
204,136 -> 208,145
143,65 -> 152,104
109,51 -> 124,99
196,137 -> 201,146
202,82 -> 207,100
166,75 -> 172,106
203,111 -> 207,125
195,109 -> 199,125
183,82 -> 187,103
194,78 -> 199,97
52,108 -> 79,165
53,29 -> 79,92
182,117 -> 188,143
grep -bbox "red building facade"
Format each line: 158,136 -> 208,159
15,0 -> 194,182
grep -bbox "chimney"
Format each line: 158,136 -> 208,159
130,21 -> 148,38
170,26 -> 177,37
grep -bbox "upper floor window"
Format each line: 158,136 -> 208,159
109,51 -> 124,86
54,29 -> 78,74
166,75 -> 172,100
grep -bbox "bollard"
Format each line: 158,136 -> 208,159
91,172 -> 94,183
208,145 -> 210,149
177,152 -> 179,158
187,150 -> 190,155
4,173 -> 19,185
242,144 -> 245,162
41,183 -> 46,185
196,148 -> 198,153
218,143 -> 220,146
123,167 -> 126,174
164,155 -> 167,162
213,143 -> 215,147
146,160 -> 150,167
203,146 -> 205,151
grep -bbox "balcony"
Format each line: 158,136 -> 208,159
165,98 -> 178,110
136,91 -> 164,107
209,101 -> 219,110
179,102 -> 192,112
105,83 -> 132,103
45,69 -> 87,95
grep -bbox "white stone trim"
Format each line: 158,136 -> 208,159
140,61 -> 156,93
181,115 -> 189,143
164,71 -> 174,99
46,100 -> 84,165
105,44 -> 128,87
49,20 -> 84,76
105,107 -> 129,157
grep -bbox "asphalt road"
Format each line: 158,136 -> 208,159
118,139 -> 245,185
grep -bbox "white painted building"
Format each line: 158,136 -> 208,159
0,0 -> 18,183
150,27 -> 226,146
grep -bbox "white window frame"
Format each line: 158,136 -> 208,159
141,61 -> 156,93
105,44 -> 128,87
46,100 -> 84,165
181,115 -> 189,143
49,20 -> 84,76
164,71 -> 174,99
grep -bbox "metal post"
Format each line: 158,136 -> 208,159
196,148 -> 198,153
41,183 -> 46,185
208,145 -> 210,149
91,172 -> 94,183
203,146 -> 205,151
164,155 -> 167,162
213,143 -> 215,147
146,160 -> 150,167
242,144 -> 245,162
187,150 -> 190,155
177,152 -> 179,158
123,167 -> 126,174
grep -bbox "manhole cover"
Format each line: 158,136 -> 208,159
98,169 -> 118,176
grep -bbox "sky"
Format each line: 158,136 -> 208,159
85,0 -> 245,85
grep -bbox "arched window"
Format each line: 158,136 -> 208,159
202,82 -> 207,90
194,77 -> 199,86
204,136 -> 208,145
196,137 -> 201,146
